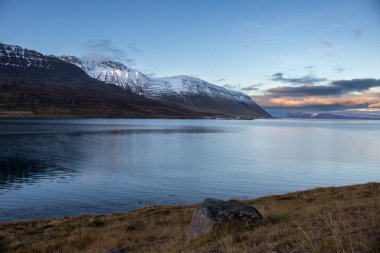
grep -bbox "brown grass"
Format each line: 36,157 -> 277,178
0,183 -> 379,253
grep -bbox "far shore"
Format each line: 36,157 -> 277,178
0,182 -> 379,253
0,113 -> 270,120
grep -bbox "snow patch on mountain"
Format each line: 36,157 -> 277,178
1,42 -> 262,108
157,75 -> 253,102
0,43 -> 52,69
60,56 -> 256,104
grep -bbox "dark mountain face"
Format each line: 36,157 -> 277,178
0,43 -> 195,118
61,56 -> 272,119
0,44 -> 91,82
0,43 -> 271,119
157,93 -> 271,119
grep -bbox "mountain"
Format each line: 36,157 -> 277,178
0,43 -> 271,119
0,43 -> 194,118
286,112 -> 348,119
61,56 -> 271,118
286,110 -> 380,120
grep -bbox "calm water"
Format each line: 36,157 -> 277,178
0,119 -> 379,222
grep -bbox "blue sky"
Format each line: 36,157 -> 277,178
1,0 -> 379,113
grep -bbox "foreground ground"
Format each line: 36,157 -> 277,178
0,183 -> 379,253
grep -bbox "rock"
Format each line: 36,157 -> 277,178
107,248 -> 126,253
189,198 -> 263,239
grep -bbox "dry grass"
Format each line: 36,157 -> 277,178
0,183 -> 379,253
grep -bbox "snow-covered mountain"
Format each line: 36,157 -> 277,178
61,56 -> 255,102
0,42 -> 271,118
0,43 -> 93,82
61,56 -> 271,118
0,43 -> 52,69
0,43 -> 196,118
61,56 -> 143,93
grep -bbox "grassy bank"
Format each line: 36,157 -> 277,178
0,183 -> 379,253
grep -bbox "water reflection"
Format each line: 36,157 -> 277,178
0,126 -> 223,136
0,119 -> 379,223
0,158 -> 75,190
0,125 -> 223,191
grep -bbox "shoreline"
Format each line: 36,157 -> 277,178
0,181 -> 372,225
1,182 -> 379,252
0,111 -> 272,120
0,115 -> 271,120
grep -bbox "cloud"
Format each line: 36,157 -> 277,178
241,84 -> 261,91
352,29 -> 363,39
220,83 -> 263,93
334,66 -> 347,73
83,39 -> 138,65
220,83 -> 264,92
271,73 -> 327,85
332,79 -> 380,92
253,92 -> 380,108
369,101 -> 380,107
223,84 -> 238,89
268,85 -> 338,97
127,43 -> 142,54
304,65 -> 315,69
267,79 -> 380,97
322,41 -> 334,47
214,78 -> 226,83
253,78 -> 380,111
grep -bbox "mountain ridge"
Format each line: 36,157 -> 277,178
60,54 -> 271,118
0,42 -> 271,119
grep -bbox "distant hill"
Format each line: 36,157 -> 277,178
286,110 -> 380,120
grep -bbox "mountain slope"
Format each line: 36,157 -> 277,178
0,43 -> 271,118
0,43 -> 194,118
155,75 -> 271,118
61,56 -> 271,119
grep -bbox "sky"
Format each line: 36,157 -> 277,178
1,0 -> 379,114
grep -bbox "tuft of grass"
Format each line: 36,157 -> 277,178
0,183 -> 379,253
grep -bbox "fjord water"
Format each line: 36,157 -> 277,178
0,119 -> 379,222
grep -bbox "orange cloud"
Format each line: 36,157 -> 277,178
253,92 -> 380,108
369,102 -> 380,107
